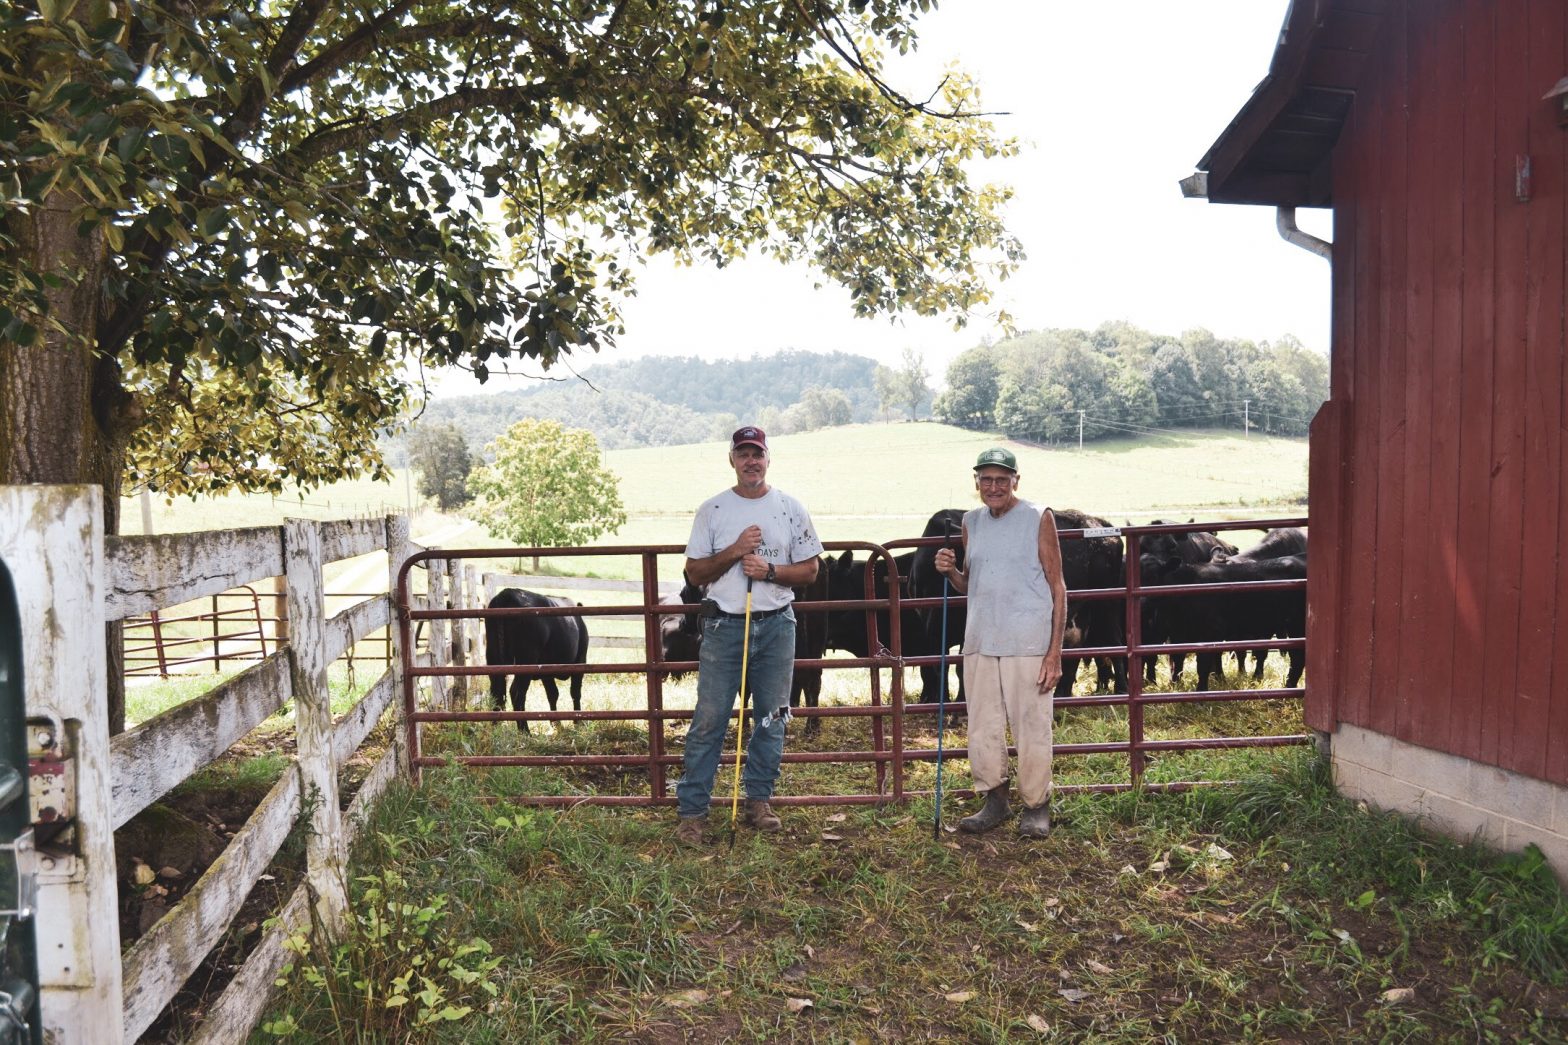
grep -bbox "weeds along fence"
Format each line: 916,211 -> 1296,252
0,485 -> 462,1044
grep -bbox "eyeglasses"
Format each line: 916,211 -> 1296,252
976,475 -> 1015,487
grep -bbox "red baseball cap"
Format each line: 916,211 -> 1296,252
730,426 -> 768,451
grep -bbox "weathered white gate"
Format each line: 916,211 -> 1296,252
0,486 -> 438,1042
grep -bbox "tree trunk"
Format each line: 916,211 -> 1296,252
3,189 -> 141,733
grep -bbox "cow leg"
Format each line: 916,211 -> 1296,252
793,667 -> 823,737
1054,656 -> 1081,700
490,672 -> 508,712
541,677 -> 561,730
568,672 -> 583,713
1285,649 -> 1305,688
1171,652 -> 1187,685
509,676 -> 531,733
1251,647 -> 1268,681
1195,652 -> 1221,692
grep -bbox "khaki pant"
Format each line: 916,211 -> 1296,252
963,654 -> 1054,808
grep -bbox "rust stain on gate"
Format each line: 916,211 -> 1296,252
395,518 -> 1310,806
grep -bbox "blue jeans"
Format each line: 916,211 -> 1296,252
675,609 -> 795,818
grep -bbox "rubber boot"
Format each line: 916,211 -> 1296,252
1017,803 -> 1052,838
958,786 -> 1011,833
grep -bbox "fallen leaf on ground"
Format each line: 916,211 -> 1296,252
1119,864 -> 1138,876
944,991 -> 976,1003
820,832 -> 844,841
1015,919 -> 1038,932
132,861 -> 156,886
804,944 -> 815,959
1086,960 -> 1113,975
665,989 -> 710,1008
1043,897 -> 1060,908
158,866 -> 183,879
786,997 -> 814,1013
1380,987 -> 1416,1005
1026,1014 -> 1051,1033
826,813 -> 847,823
1058,988 -> 1089,1003
1203,843 -> 1234,862
1148,858 -> 1170,873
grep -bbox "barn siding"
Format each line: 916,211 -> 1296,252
1314,0 -> 1568,786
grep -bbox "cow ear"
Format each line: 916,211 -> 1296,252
837,549 -> 853,568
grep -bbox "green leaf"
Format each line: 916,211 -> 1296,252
199,206 -> 230,237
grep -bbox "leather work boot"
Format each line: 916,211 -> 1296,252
675,816 -> 706,847
958,787 -> 1011,833
743,799 -> 783,832
1017,804 -> 1052,838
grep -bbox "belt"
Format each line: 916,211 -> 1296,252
714,607 -> 789,620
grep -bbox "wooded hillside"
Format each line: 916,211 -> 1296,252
409,350 -> 880,456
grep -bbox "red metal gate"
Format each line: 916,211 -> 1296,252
395,517 -> 1309,805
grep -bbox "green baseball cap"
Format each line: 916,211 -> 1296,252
974,447 -> 1018,472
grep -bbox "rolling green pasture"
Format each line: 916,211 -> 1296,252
119,423 -> 1307,591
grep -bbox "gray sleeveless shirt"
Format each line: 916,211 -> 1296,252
961,500 -> 1055,656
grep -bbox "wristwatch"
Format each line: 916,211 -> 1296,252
766,562 -> 777,583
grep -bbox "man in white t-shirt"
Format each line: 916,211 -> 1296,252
674,426 -> 824,846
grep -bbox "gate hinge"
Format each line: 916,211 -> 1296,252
0,829 -> 37,921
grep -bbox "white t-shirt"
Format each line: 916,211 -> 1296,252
685,487 -> 824,613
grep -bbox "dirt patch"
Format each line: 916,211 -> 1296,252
115,736 -> 388,1044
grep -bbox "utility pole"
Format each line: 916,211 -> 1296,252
1243,400 -> 1250,437
139,486 -> 154,535
1078,411 -> 1085,451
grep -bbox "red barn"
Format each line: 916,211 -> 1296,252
1190,0 -> 1568,877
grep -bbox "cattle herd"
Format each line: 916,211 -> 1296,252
483,513 -> 1307,732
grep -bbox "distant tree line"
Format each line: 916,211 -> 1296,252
397,350 -> 883,459
934,322 -> 1328,443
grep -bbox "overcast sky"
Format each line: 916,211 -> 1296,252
430,0 -> 1329,399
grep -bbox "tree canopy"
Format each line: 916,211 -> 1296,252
467,419 -> 625,552
935,323 -> 1328,442
1,0 -> 1020,529
407,421 -> 472,510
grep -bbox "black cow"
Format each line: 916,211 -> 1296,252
1136,521 -> 1239,684
485,588 -> 589,732
1142,555 -> 1306,691
906,509 -> 968,704
822,550 -> 938,708
657,565 -> 832,736
1211,528 -> 1308,674
789,559 -> 831,736
656,576 -> 705,680
1214,527 -> 1307,564
1051,508 -> 1127,699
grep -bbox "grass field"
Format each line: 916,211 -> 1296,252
119,423 -> 1307,598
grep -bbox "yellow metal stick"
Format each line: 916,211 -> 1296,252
727,580 -> 754,847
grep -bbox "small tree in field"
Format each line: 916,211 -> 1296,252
468,420 -> 626,569
408,422 -> 473,511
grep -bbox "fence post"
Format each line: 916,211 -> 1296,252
385,515 -> 411,776
449,558 -> 468,707
0,486 -> 124,1042
283,519 -> 347,930
426,558 -> 450,710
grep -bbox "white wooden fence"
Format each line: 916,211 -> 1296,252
2,486 -> 453,1043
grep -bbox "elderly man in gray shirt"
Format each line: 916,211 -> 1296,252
934,447 -> 1067,838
